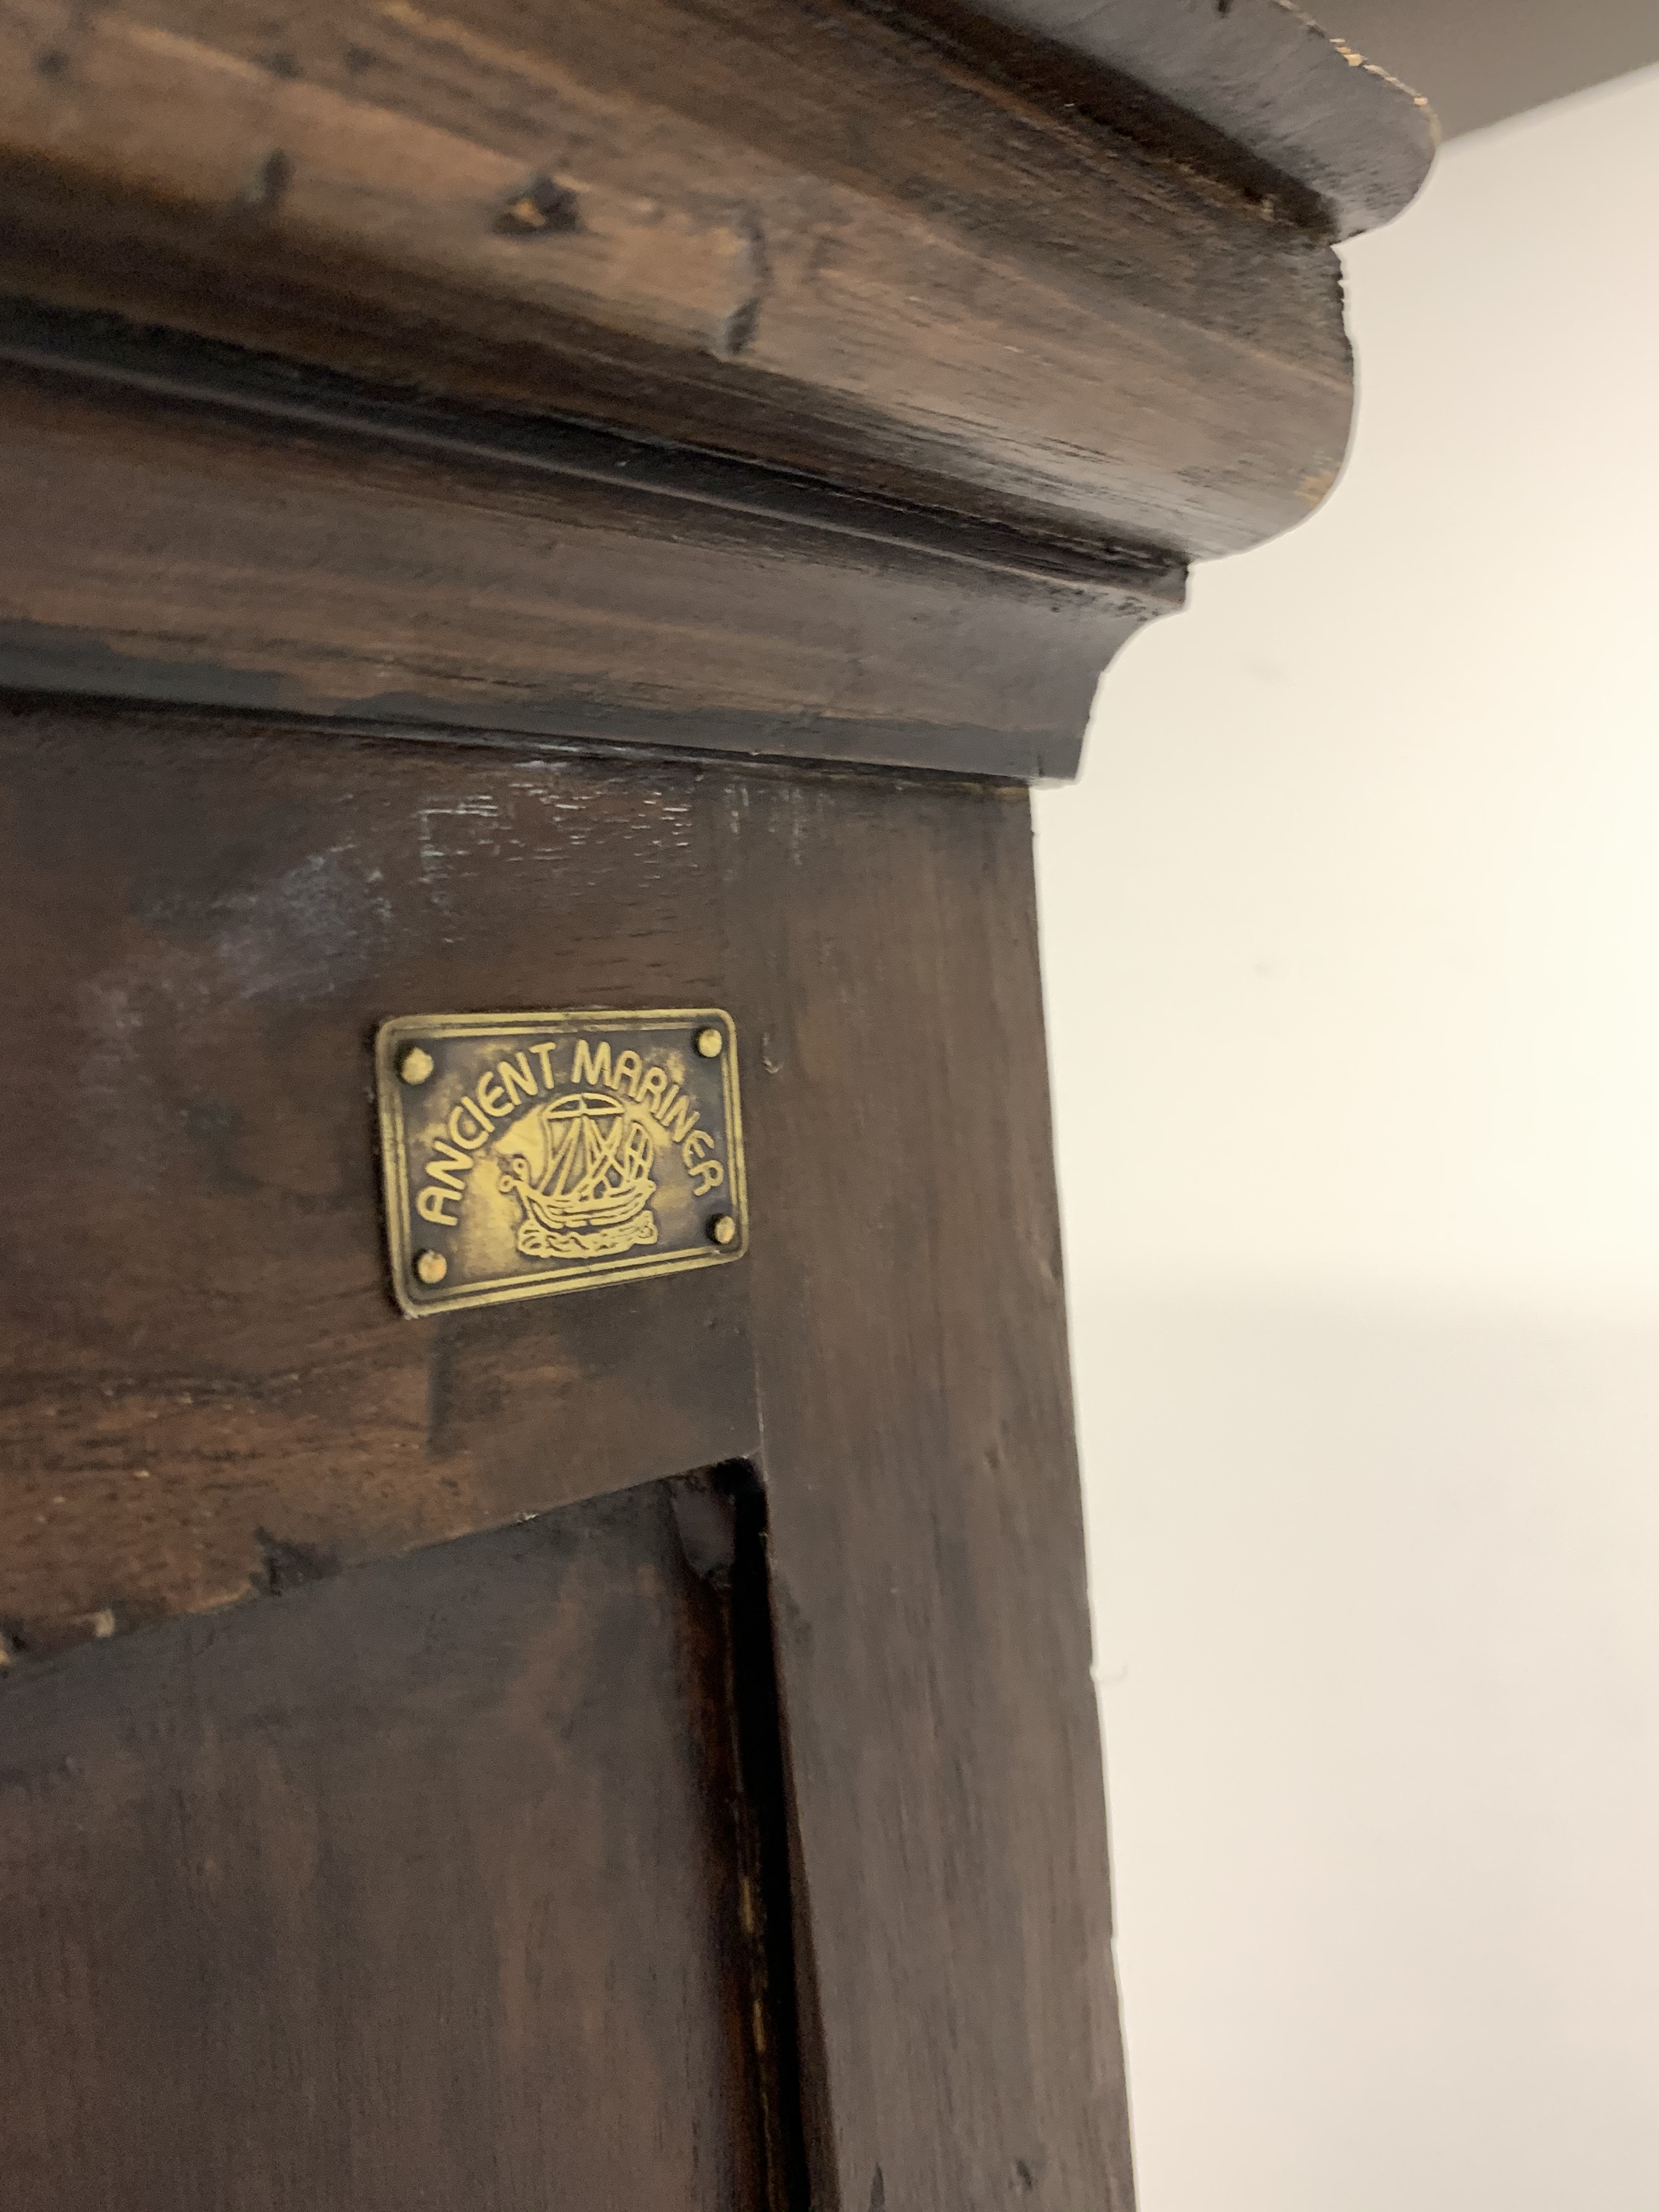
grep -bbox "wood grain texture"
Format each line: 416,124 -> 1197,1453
0,699 -> 1128,2210
0,702 -> 759,1652
910,0 -> 1437,237
0,348 -> 1167,782
0,1482 -> 771,2211
725,749 -> 1132,2212
0,4 -> 1416,2183
0,0 -> 1362,562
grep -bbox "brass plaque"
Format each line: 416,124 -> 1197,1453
376,1009 -> 747,1316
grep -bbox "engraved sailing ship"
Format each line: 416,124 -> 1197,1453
497,1090 -> 659,1261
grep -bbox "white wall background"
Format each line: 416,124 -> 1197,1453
1036,67 -> 1659,2212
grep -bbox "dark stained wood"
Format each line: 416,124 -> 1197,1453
0,0 -> 1365,563
0,701 -> 759,1652
725,748 -> 1132,2211
0,1480 -> 775,2211
0,697 -> 1127,2209
0,0 -> 1431,2200
909,0 -> 1436,237
0,340 -> 1170,782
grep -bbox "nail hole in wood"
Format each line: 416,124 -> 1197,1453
494,175 -> 582,236
239,148 -> 292,216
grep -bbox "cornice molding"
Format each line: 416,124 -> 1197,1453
0,0 -> 1433,775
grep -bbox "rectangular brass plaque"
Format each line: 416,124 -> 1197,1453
376,1009 -> 747,1317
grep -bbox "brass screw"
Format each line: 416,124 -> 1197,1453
413,1248 -> 449,1286
708,1214 -> 738,1248
399,1045 -> 435,1085
695,1026 -> 724,1059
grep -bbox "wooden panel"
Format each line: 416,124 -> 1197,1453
0,0 -> 1361,560
0,701 -> 759,1652
727,763 -> 1134,2210
0,347 -> 1163,781
0,701 -> 1130,2207
0,1481 -> 770,2211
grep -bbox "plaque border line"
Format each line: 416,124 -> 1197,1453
374,1007 -> 748,1318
